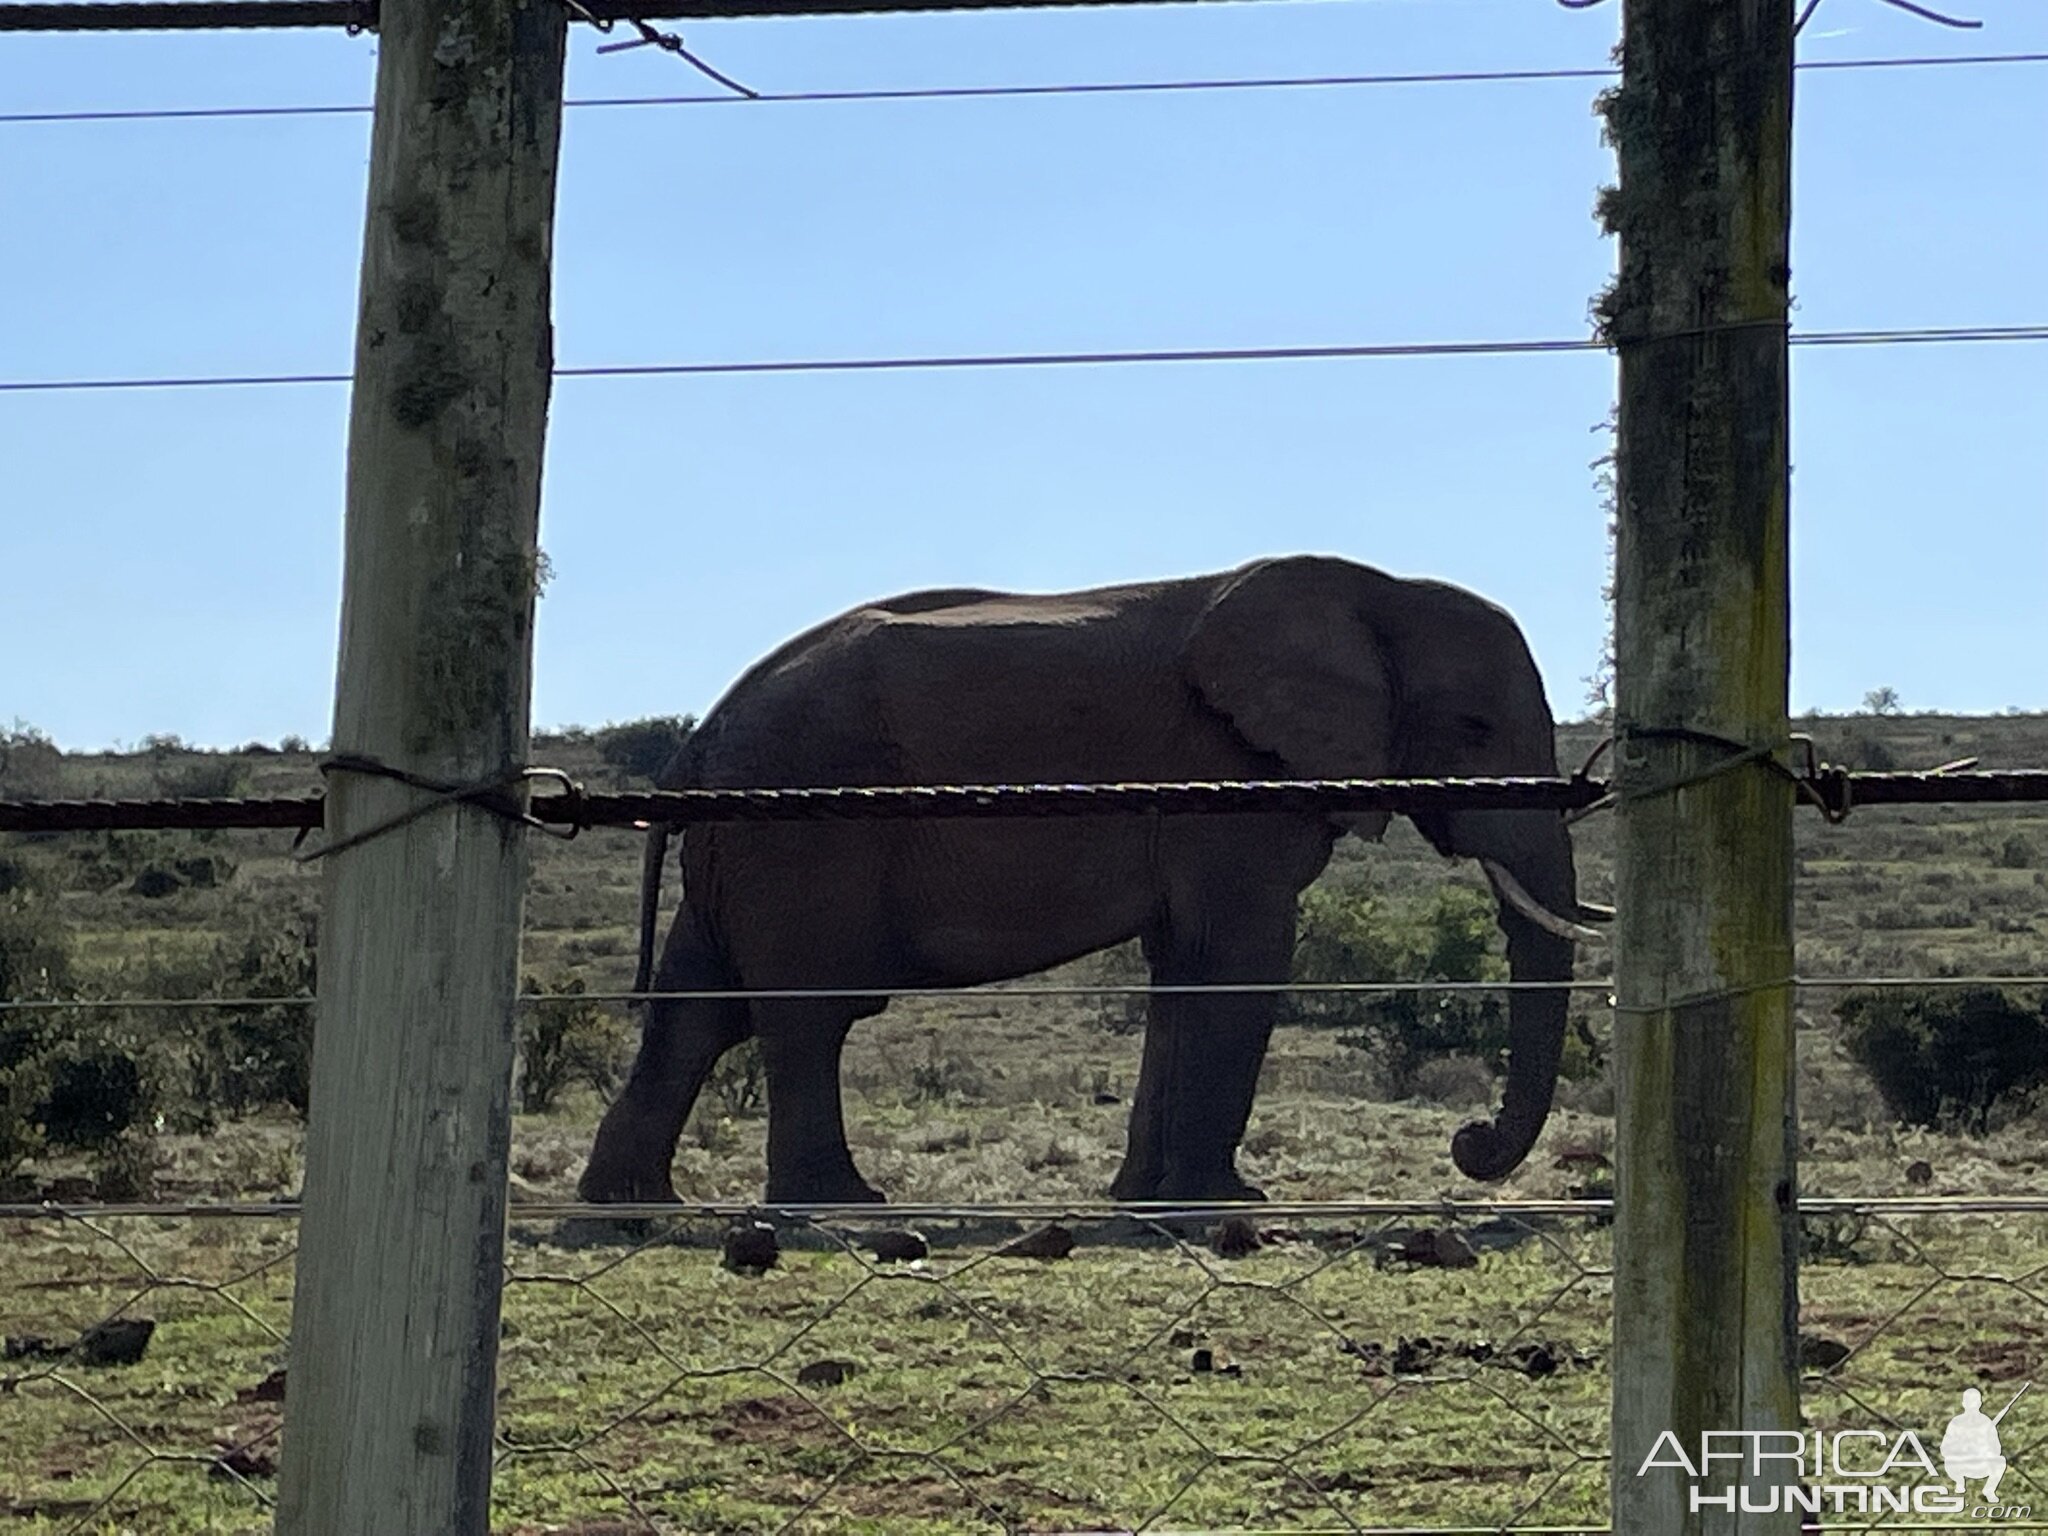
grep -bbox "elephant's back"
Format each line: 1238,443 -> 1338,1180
685,576 -> 1229,790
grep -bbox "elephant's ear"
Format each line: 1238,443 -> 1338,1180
1183,558 -> 1397,777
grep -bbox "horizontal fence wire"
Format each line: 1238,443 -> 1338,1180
5,766 -> 2048,835
9,975 -> 2048,1014
7,324 -> 2048,395
7,51 -> 2045,126
10,1196 -> 2048,1221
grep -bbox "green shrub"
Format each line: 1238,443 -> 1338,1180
0,894 -> 73,1176
14,1009 -> 178,1183
595,715 -> 695,783
39,1045 -> 148,1150
0,891 -> 71,1003
0,1046 -> 47,1179
0,848 -> 41,896
1838,987 -> 2048,1134
0,723 -> 63,798
1287,884 -> 1510,1098
153,755 -> 252,800
63,831 -> 237,899
517,975 -> 627,1114
703,1037 -> 766,1119
172,920 -> 317,1122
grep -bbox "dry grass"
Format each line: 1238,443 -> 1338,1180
4,713 -> 2048,1531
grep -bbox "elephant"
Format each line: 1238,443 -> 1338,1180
578,554 -> 1600,1206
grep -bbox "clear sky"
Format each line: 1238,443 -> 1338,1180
4,0 -> 2044,750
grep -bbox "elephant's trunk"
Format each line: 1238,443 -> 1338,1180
1438,810 -> 1580,1182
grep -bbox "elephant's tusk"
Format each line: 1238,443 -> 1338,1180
1480,860 -> 1607,945
1575,899 -> 1616,924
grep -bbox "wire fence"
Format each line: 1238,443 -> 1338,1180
8,0 -> 2048,1525
5,763 -> 2048,1529
12,1188 -> 2048,1531
3,759 -> 2046,836
5,47 -> 2047,127
7,323 -> 2048,396
9,956 -> 2048,1531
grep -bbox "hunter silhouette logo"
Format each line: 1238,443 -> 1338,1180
1638,1380 -> 2034,1520
1943,1384 -> 2027,1503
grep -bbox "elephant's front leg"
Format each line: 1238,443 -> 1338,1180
754,1001 -> 887,1205
1154,988 -> 1278,1202
1110,1005 -> 1173,1202
1111,896 -> 1295,1203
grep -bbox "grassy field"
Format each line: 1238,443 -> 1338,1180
4,712 -> 2048,1532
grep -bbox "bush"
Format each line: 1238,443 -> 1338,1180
517,975 -> 627,1114
153,755 -> 252,800
68,831 -> 235,895
1287,884 -> 1510,1098
8,1008 -> 177,1187
0,723 -> 63,798
595,716 -> 695,783
0,894 -> 74,1176
0,850 -> 35,896
1838,987 -> 2048,1134
703,1037 -> 765,1119
187,920 -> 317,1120
39,1045 -> 148,1150
0,891 -> 71,1004
0,1024 -> 49,1179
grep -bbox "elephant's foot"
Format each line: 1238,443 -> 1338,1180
1108,1161 -> 1164,1202
764,1163 -> 886,1206
577,1154 -> 680,1205
1154,1166 -> 1267,1204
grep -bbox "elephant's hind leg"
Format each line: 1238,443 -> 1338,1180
579,919 -> 748,1203
754,999 -> 886,1205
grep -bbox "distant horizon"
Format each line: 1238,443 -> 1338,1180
15,703 -> 2048,759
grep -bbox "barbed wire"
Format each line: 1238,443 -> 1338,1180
0,0 -> 1314,27
7,50 -> 2044,126
4,762 -> 2047,838
0,0 -> 2009,31
4,323 -> 2047,397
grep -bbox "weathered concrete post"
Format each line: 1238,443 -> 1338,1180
1604,0 -> 1800,1531
276,0 -> 566,1529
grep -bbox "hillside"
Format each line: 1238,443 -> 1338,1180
5,713 -> 2048,1534
3,710 -> 2047,1207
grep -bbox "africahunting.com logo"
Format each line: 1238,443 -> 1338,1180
1640,1383 -> 2032,1520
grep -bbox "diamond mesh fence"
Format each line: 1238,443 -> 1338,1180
13,1196 -> 2048,1531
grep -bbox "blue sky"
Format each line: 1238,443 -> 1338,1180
4,0 -> 2044,750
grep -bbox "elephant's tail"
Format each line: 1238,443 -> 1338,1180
632,732 -> 702,1001
632,822 -> 673,1002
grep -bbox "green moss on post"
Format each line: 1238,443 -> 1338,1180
1605,2 -> 1800,1533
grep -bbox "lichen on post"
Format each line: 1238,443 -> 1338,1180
275,0 -> 566,1530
